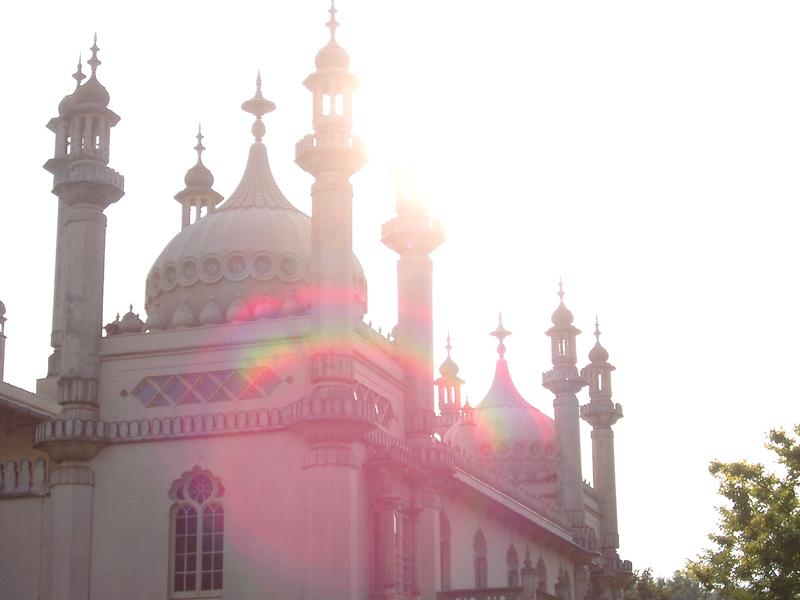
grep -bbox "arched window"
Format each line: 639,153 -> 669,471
169,466 -> 225,597
440,511 -> 451,590
474,529 -> 488,589
506,544 -> 519,587
537,558 -> 547,592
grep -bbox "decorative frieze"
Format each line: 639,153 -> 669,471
50,464 -> 94,487
303,445 -> 359,470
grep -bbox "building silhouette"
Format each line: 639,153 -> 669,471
0,5 -> 631,600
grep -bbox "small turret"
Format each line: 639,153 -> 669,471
435,333 -> 464,435
174,125 -> 223,229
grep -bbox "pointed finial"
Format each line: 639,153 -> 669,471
445,331 -> 452,356
72,54 -> 86,87
194,123 -> 205,162
557,277 -> 565,302
490,312 -> 512,359
87,33 -> 101,77
129,304 -> 133,312
594,316 -> 601,341
241,72 -> 276,142
326,0 -> 339,40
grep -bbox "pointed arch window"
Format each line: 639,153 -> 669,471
507,544 -> 520,587
474,529 -> 488,589
169,466 -> 225,598
440,511 -> 451,590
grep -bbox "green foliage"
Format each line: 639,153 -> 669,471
687,425 -> 800,600
622,568 -> 713,600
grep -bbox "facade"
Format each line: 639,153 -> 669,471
0,7 -> 632,600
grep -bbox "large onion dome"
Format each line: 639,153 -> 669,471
444,317 -> 557,492
144,78 -> 367,330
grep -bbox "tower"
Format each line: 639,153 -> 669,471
293,6 -> 370,600
542,282 -> 586,538
580,320 -> 624,561
38,36 -> 124,600
435,334 -> 464,436
382,178 -> 445,444
174,125 -> 223,229
296,0 -> 366,403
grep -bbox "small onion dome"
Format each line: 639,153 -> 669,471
282,289 -> 306,317
144,304 -> 166,331
199,297 -> 224,325
551,301 -> 574,326
254,291 -> 281,320
226,291 -> 250,323
588,318 -> 610,363
439,355 -> 460,378
73,76 -> 110,108
588,340 -> 609,364
184,160 -> 214,189
171,299 -> 195,329
119,305 -> 145,334
315,39 -> 350,70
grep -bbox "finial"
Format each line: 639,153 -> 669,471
241,72 -> 276,142
445,331 -> 452,357
194,123 -> 205,162
594,316 -> 601,341
490,312 -> 512,359
129,304 -> 133,312
557,277 -> 565,302
326,0 -> 339,40
87,33 -> 101,77
72,54 -> 86,87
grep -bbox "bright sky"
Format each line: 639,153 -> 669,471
2,0 -> 798,578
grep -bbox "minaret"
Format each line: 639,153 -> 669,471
41,56 -> 87,393
435,333 -> 464,436
293,7 -> 370,600
38,35 -> 125,600
296,1 -> 366,403
542,282 -> 587,538
174,125 -> 223,229
382,178 -> 445,444
580,319 -> 623,560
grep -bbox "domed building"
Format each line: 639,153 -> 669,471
0,6 -> 631,600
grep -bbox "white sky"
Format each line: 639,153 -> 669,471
1,0 -> 798,578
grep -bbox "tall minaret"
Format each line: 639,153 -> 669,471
542,282 -> 586,538
382,179 -> 445,444
43,35 -> 124,419
580,319 -> 623,560
38,37 -> 124,600
174,125 -> 223,229
294,6 -> 369,600
296,1 -> 366,403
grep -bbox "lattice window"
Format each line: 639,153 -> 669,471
169,466 -> 225,598
132,367 -> 283,407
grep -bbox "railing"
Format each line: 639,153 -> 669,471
0,458 -> 48,497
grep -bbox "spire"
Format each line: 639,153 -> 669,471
194,123 -> 205,164
490,312 -> 512,359
87,33 -> 100,78
326,0 -> 339,40
241,71 -> 276,143
72,55 -> 85,87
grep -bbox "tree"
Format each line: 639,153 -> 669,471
623,568 -> 713,600
687,425 -> 800,599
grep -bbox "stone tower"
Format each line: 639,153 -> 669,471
382,179 -> 445,445
581,320 -> 624,560
38,36 -> 125,600
294,5 -> 370,600
542,282 -> 587,540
